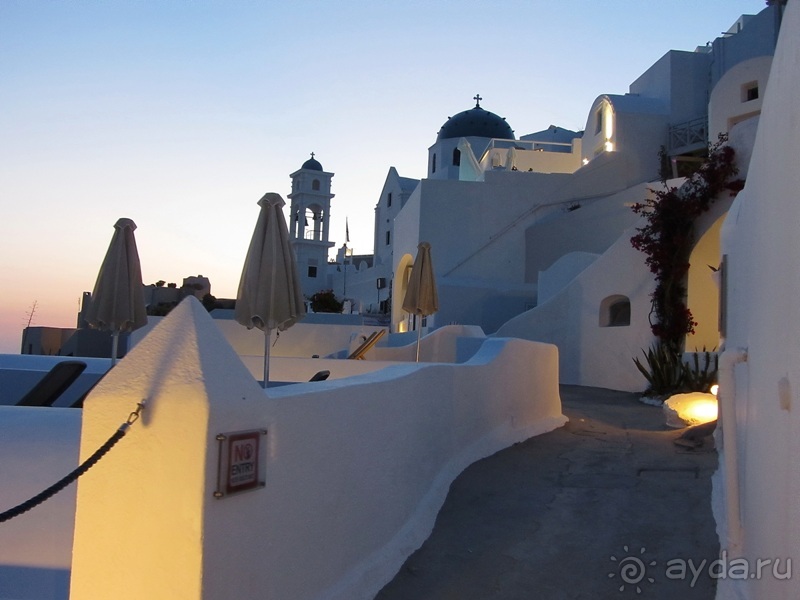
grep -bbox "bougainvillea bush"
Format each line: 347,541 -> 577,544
630,135 -> 744,353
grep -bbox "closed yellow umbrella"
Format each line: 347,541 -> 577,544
402,241 -> 439,361
235,193 -> 305,386
84,218 -> 148,366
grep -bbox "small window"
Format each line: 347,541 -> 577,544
431,154 -> 437,174
452,148 -> 461,166
599,295 -> 631,327
742,81 -> 759,102
308,266 -> 317,278
312,179 -> 320,191
385,230 -> 391,246
387,193 -> 392,207
595,109 -> 603,134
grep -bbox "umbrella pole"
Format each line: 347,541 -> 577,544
111,330 -> 119,367
415,322 -> 422,362
263,329 -> 271,388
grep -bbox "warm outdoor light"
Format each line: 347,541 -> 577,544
664,392 -> 719,428
710,384 -> 719,396
604,105 -> 614,138
681,396 -> 718,423
600,103 -> 614,152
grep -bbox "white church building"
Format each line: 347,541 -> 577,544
294,2 -> 783,392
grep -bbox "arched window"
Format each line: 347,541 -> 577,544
312,179 -> 320,191
599,295 -> 631,327
452,148 -> 461,166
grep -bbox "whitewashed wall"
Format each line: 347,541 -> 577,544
628,50 -> 712,126
714,3 -> 800,598
235,326 -> 487,382
477,142 -> 581,174
523,181 -> 650,279
388,161 -> 658,334
68,297 -> 565,600
0,408 -> 79,600
496,223 -> 657,392
537,252 -> 599,304
0,327 -> 484,600
132,315 -> 384,360
0,355 -> 110,407
708,55 -> 773,142
497,118 -> 760,392
366,324 -> 485,363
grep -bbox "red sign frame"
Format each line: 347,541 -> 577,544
214,429 -> 266,498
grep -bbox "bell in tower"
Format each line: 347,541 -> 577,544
288,153 -> 336,298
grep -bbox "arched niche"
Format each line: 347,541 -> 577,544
599,295 -> 631,327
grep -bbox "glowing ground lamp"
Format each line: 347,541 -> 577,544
663,388 -> 719,428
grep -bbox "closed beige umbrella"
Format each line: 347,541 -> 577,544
84,218 -> 148,365
402,241 -> 439,361
235,193 -> 305,386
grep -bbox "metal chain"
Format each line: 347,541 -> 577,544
0,400 -> 146,524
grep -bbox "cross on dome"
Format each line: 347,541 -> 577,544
436,95 -> 514,141
301,152 -> 323,171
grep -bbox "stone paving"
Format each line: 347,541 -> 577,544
376,385 -> 719,600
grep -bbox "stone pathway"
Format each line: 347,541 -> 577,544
376,385 -> 719,599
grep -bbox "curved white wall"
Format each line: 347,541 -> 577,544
537,251 -> 599,304
583,96 -> 615,159
68,297 -> 565,600
714,4 -> 800,598
497,224 -> 656,392
709,55 -> 773,142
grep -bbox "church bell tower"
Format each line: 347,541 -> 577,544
288,153 -> 335,298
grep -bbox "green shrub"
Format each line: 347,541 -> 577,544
682,348 -> 718,393
634,343 -> 719,400
309,289 -> 343,313
633,342 -> 684,398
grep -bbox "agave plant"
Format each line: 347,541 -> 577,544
633,342 -> 684,399
682,348 -> 719,393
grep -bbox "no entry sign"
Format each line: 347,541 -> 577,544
214,429 -> 267,498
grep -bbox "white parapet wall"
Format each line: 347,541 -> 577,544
0,407 -> 80,600
234,325 -> 487,384
68,297 -> 565,600
131,313 -> 389,360
366,324 -> 486,363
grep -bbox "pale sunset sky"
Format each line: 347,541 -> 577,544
0,0 -> 763,353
